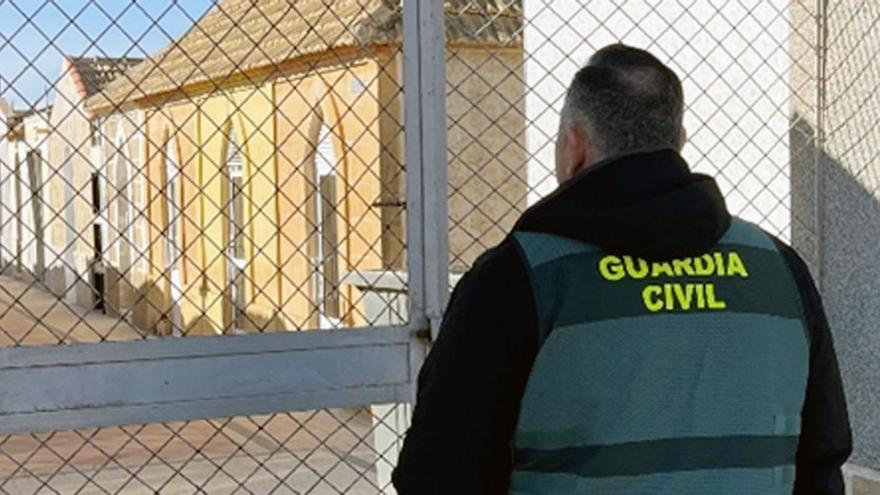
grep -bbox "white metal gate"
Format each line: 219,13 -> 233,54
0,1 -> 449,492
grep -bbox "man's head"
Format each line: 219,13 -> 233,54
555,44 -> 686,183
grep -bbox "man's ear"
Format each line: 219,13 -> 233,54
563,125 -> 589,178
677,125 -> 688,150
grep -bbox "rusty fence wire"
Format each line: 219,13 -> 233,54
1,0 -> 879,493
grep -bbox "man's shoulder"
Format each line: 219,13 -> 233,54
468,236 -> 529,277
440,235 -> 539,346
728,217 -> 814,279
449,236 -> 534,309
761,230 -> 815,285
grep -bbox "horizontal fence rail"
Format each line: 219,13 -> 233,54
0,327 -> 416,434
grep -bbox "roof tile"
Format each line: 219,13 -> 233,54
86,0 -> 522,113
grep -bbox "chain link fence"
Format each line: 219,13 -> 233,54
0,0 -> 878,493
449,0 -> 810,271
1,0 -> 413,344
0,406 -> 410,494
1,1 -> 418,493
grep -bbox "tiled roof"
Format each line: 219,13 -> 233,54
67,56 -> 144,98
85,0 -> 522,113
5,106 -> 51,140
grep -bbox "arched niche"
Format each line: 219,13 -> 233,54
221,126 -> 249,333
162,136 -> 183,336
304,116 -> 341,327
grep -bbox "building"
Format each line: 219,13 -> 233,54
44,56 -> 142,308
1,106 -> 52,281
85,0 -> 527,337
0,56 -> 140,310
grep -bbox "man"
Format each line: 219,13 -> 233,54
392,44 -> 852,494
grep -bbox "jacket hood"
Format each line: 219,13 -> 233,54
514,148 -> 731,259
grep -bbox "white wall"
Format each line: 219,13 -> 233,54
0,98 -> 9,266
524,0 -> 792,238
1,109 -> 53,277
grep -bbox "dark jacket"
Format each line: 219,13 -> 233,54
391,149 -> 852,494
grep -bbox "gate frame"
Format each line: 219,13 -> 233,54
0,0 -> 448,434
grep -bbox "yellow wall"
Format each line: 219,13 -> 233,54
143,106 -> 173,335
380,46 -> 528,271
274,52 -> 383,328
131,52 -> 385,334
445,47 -> 528,270
197,85 -> 283,334
120,44 -> 525,335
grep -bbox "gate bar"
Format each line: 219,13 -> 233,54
403,0 -> 449,342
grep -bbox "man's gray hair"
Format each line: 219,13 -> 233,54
562,44 -> 685,157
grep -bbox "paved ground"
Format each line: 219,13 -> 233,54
0,275 -> 142,346
0,275 -> 397,494
0,410 -> 391,494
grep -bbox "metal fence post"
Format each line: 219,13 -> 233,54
814,0 -> 828,291
404,0 -> 449,343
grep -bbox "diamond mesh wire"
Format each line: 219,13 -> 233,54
0,406 -> 408,494
446,0 -> 825,273
2,0 -> 879,493
0,0 -> 411,345
0,2 -> 414,490
818,0 -> 880,470
822,0 -> 880,198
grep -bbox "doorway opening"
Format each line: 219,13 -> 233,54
90,171 -> 104,311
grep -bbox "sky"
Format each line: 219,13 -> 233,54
0,0 -> 215,109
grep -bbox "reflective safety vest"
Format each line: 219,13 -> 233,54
509,218 -> 809,495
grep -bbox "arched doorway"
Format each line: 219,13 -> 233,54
311,122 -> 340,328
89,169 -> 103,312
224,131 -> 247,333
163,139 -> 183,336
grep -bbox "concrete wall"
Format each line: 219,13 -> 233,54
46,61 -> 97,307
445,46 -> 528,271
792,1 -> 880,488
